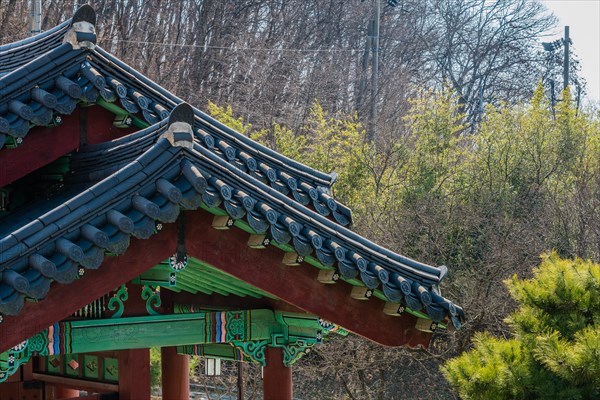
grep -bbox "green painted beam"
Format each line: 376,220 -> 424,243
178,344 -> 244,361
96,98 -> 150,129
150,265 -> 231,296
41,310 -> 278,355
151,259 -> 275,299
1,309 -> 327,381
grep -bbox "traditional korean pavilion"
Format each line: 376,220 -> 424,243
0,6 -> 464,400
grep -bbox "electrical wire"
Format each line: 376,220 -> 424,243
98,37 -> 362,54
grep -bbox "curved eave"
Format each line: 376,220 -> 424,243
0,19 -> 71,73
0,126 -> 464,329
90,46 -> 336,190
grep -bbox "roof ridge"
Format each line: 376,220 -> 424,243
0,5 -> 97,74
0,20 -> 70,55
89,47 -> 337,189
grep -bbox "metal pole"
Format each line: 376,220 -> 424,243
367,0 -> 380,142
563,26 -> 569,90
357,21 -> 373,115
237,361 -> 245,400
29,0 -> 42,35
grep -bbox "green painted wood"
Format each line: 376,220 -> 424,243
0,308 -> 328,382
176,274 -> 231,296
170,279 -> 206,295
45,310 -> 279,354
185,273 -> 259,298
69,315 -> 212,352
96,98 -> 150,129
103,357 -> 119,381
190,260 -> 275,298
146,259 -> 275,299
178,344 -> 244,361
183,267 -> 264,298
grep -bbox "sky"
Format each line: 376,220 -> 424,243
541,0 -> 600,103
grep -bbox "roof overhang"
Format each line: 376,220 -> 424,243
0,209 -> 430,352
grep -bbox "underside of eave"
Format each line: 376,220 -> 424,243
0,208 -> 432,353
0,105 -> 139,188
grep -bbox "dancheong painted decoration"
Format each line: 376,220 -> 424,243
0,5 -> 464,399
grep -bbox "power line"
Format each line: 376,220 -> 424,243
98,38 -> 362,54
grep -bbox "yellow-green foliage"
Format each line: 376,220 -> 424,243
401,88 -> 467,199
443,253 -> 600,398
150,347 -> 161,388
299,102 -> 370,205
207,72 -> 600,400
207,85 -> 600,263
442,334 -> 532,400
207,101 -> 252,135
250,122 -> 307,162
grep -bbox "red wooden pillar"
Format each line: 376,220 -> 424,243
48,386 -> 80,399
263,346 -> 292,400
118,348 -> 150,400
161,346 -> 190,400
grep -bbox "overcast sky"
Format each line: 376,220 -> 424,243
541,0 -> 600,103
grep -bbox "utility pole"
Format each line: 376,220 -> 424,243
356,22 -> 372,114
563,25 -> 570,90
29,0 -> 42,35
367,0 -> 380,143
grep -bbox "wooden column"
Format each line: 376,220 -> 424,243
263,346 -> 292,400
48,386 -> 80,399
161,346 -> 190,400
118,348 -> 150,400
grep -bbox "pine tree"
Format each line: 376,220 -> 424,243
442,252 -> 600,399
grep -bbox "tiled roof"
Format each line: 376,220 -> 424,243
0,6 -> 464,329
0,19 -> 71,75
0,7 -> 339,201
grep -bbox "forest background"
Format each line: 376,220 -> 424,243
2,1 -> 599,398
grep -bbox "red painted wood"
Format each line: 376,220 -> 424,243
263,346 -> 292,400
31,373 -> 117,394
161,346 -> 190,400
22,360 -> 33,381
62,395 -> 103,400
48,386 -> 79,399
0,223 -> 176,353
0,111 -> 80,187
0,105 -> 136,187
118,349 -> 150,400
120,284 -> 158,317
183,211 -> 432,348
0,382 -> 20,399
82,105 -> 138,145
